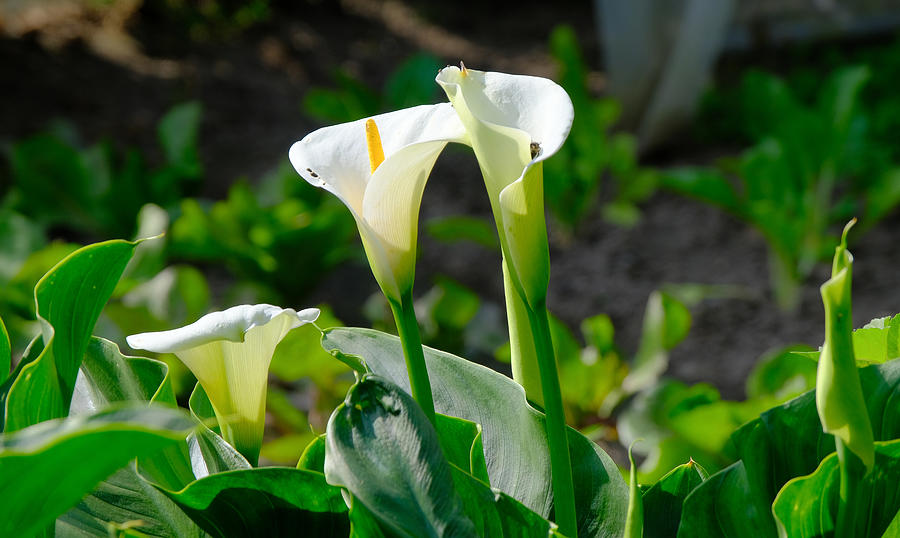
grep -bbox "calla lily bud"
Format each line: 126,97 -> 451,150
127,304 -> 319,464
289,105 -> 466,303
436,65 -> 573,305
816,220 -> 874,470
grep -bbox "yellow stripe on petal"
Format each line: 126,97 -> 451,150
365,119 -> 385,173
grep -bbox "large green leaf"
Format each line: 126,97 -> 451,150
160,467 -> 349,538
2,240 -> 136,431
676,461 -> 775,538
61,337 -> 202,537
642,460 -> 706,538
0,406 -> 196,538
728,359 -> 900,503
772,439 -> 900,538
326,375 -> 475,537
680,359 -> 900,536
327,375 -> 559,538
321,327 -> 627,537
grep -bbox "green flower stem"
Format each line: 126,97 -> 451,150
525,300 -> 578,538
389,291 -> 437,426
835,438 -> 867,538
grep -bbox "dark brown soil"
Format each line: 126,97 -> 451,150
3,0 -> 899,401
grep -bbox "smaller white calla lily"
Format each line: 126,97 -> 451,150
436,65 -> 573,305
289,104 -> 466,303
127,304 -> 319,464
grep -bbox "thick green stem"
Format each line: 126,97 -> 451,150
835,438 -> 867,538
525,301 -> 578,538
389,291 -> 436,426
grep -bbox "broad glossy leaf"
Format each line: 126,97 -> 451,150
328,375 -> 558,537
773,439 -> 900,538
676,461 -> 775,538
62,338 -> 201,536
321,327 -> 628,537
326,375 -> 475,537
161,467 -> 349,538
728,359 -> 900,502
71,337 -> 193,488
3,240 -> 136,431
0,406 -> 195,538
642,460 -> 706,538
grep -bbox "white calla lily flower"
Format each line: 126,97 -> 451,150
289,104 -> 466,303
127,304 -> 320,464
436,65 -> 573,305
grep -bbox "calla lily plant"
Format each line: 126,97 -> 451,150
289,104 -> 467,425
437,64 -> 579,537
127,304 -> 320,465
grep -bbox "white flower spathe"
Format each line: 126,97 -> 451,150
127,304 -> 319,462
289,104 -> 466,302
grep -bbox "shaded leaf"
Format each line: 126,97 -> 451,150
0,406 -> 196,538
161,467 -> 349,538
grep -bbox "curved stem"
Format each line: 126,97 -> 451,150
525,301 -> 578,537
389,291 -> 437,426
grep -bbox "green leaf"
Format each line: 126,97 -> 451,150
436,414 -> 490,484
160,467 -> 349,538
321,327 -> 628,537
426,215 -> 499,249
328,375 -> 558,537
0,406 -> 196,538
297,434 -> 327,472
661,168 -> 741,213
325,375 -> 476,537
384,53 -> 443,109
61,337 -> 203,537
642,460 -> 707,538
677,461 -> 775,537
745,345 -> 817,400
2,240 -> 136,432
773,439 -> 900,538
158,101 -> 203,178
852,313 -> 900,364
622,291 -> 691,393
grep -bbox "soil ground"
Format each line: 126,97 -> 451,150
3,0 -> 899,400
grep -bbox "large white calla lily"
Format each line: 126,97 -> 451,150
127,304 -> 319,464
436,65 -> 573,306
437,65 -> 574,406
289,104 -> 466,303
289,104 -> 466,425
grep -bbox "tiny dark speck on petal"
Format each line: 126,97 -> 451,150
306,168 -> 319,178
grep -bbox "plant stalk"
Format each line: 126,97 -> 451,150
389,291 -> 437,426
835,438 -> 867,538
525,301 -> 578,538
